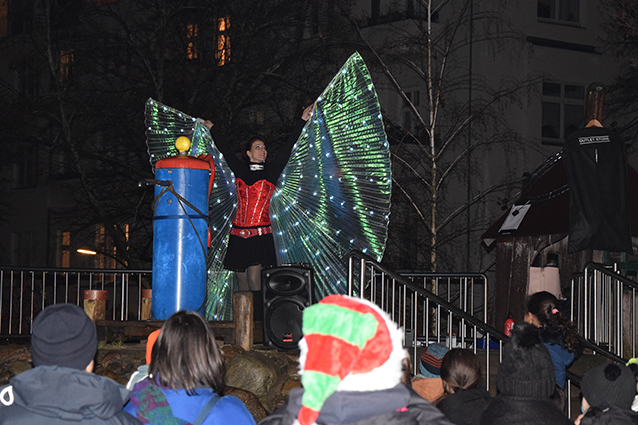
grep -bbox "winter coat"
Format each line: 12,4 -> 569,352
258,384 -> 454,425
579,405 -> 638,425
124,384 -> 255,425
539,326 -> 577,389
436,387 -> 491,425
479,395 -> 572,425
0,365 -> 140,425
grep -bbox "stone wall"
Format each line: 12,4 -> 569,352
0,343 -> 300,422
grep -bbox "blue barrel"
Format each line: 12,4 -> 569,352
152,155 -> 211,319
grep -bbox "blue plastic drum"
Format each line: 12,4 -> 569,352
152,155 -> 211,319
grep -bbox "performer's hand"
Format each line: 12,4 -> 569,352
301,105 -> 313,121
202,120 -> 214,130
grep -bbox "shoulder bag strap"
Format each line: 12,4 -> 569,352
192,394 -> 221,425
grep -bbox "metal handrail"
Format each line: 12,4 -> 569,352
346,250 -> 507,393
571,262 -> 638,359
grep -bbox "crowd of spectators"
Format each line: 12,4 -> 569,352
1,291 -> 638,424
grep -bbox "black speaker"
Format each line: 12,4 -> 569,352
262,264 -> 313,351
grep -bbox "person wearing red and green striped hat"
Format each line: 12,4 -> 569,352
258,295 -> 453,425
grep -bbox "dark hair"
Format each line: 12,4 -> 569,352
149,311 -> 225,395
243,137 -> 266,160
400,355 -> 413,385
526,291 -> 580,353
440,348 -> 482,394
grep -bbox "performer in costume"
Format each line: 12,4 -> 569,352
201,105 -> 313,291
144,52 -> 392,320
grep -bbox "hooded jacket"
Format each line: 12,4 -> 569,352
259,384 -> 453,425
579,405 -> 638,425
0,365 -> 140,425
479,395 -> 571,425
436,387 -> 491,425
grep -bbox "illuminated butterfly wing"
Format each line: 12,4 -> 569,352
271,52 -> 392,299
144,99 -> 236,319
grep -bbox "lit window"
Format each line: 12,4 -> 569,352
58,231 -> 71,268
216,16 -> 230,66
537,0 -> 580,24
541,81 -> 585,145
186,23 -> 198,60
59,49 -> 74,84
96,225 -> 106,268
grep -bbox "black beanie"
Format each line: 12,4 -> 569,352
31,304 -> 97,370
497,322 -> 556,398
581,363 -> 636,410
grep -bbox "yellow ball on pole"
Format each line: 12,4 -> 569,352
175,136 -> 191,154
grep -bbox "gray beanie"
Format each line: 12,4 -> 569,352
31,304 -> 97,370
581,363 -> 636,410
497,323 -> 556,398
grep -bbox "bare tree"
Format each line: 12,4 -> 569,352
350,0 -> 541,272
603,0 -> 638,149
0,0 -> 355,268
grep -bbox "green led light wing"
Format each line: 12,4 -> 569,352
144,99 -> 236,319
271,52 -> 392,298
144,99 -> 212,165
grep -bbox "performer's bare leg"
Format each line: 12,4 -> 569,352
235,265 -> 262,292
236,271 -> 249,291
246,265 -> 262,292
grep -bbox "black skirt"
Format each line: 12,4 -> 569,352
223,232 -> 277,272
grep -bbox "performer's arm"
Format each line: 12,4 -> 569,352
270,105 -> 313,175
203,120 -> 245,173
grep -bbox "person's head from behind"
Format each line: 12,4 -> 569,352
580,363 -> 636,413
297,295 -> 406,425
497,322 -> 556,398
440,348 -> 482,395
150,310 -> 224,395
525,291 -> 558,327
244,137 -> 267,163
420,342 -> 450,378
31,303 -> 97,372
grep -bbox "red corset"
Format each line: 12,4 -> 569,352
233,179 -> 275,227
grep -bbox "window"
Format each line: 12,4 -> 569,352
0,0 -> 7,37
59,49 -> 74,84
541,81 -> 585,145
58,231 -> 71,268
13,145 -> 37,187
7,0 -> 31,36
186,23 -> 198,60
50,147 -> 74,178
19,60 -> 39,100
401,90 -> 421,133
216,16 -> 230,66
537,0 -> 580,24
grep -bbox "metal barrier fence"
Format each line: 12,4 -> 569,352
0,267 -> 151,337
400,272 -> 488,324
570,262 -> 638,359
346,251 -> 506,392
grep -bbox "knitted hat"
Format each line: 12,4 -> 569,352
581,363 -> 636,409
497,322 -> 556,398
298,295 -> 405,425
31,304 -> 97,370
419,343 -> 449,378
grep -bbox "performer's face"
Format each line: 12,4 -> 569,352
247,140 -> 267,163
